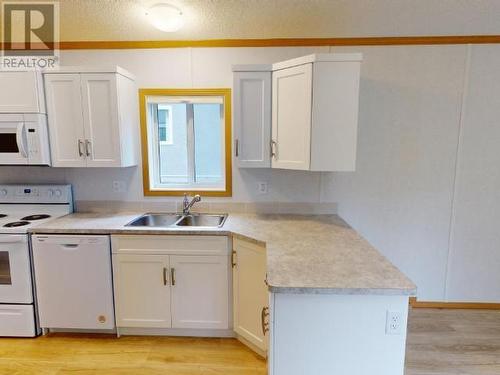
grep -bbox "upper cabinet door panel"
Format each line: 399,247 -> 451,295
81,74 -> 121,167
0,71 -> 44,113
272,64 -> 313,170
44,74 -> 86,167
234,72 -> 272,168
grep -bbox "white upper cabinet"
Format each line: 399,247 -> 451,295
0,71 -> 45,113
272,54 -> 362,171
43,74 -> 86,167
233,54 -> 362,171
43,67 -> 139,167
233,66 -> 272,168
272,63 -> 313,170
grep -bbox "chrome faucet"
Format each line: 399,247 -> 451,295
182,193 -> 201,215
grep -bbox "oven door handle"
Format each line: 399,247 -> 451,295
16,122 -> 28,158
0,235 -> 27,244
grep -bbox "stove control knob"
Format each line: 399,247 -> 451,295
54,189 -> 62,197
47,189 -> 54,197
0,189 -> 7,196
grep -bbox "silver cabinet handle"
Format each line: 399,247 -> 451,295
261,306 -> 269,335
231,250 -> 237,268
85,140 -> 92,157
78,140 -> 85,157
163,267 -> 168,286
271,140 -> 277,158
235,139 -> 239,157
171,267 -> 176,286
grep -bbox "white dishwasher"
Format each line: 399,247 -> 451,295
32,235 -> 115,330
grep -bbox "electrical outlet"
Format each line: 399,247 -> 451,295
258,182 -> 268,194
386,311 -> 404,335
112,180 -> 127,193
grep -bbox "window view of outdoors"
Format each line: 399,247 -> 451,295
148,97 -> 225,190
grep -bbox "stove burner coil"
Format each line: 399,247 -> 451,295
3,221 -> 30,228
21,214 -> 51,221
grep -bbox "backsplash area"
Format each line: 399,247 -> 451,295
0,166 -> 336,214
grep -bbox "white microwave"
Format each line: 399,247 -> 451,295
0,114 -> 51,165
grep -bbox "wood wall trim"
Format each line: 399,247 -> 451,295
53,35 -> 500,50
409,297 -> 500,310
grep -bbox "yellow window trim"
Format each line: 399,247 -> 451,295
139,88 -> 232,197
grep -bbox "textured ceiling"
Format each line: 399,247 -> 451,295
13,0 -> 500,41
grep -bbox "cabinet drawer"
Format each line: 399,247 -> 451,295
0,305 -> 36,337
111,235 -> 229,256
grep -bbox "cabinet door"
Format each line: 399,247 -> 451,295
170,255 -> 229,329
44,74 -> 86,167
113,254 -> 171,328
271,64 -> 313,170
232,238 -> 268,353
233,71 -> 272,168
81,74 -> 121,167
0,71 -> 43,113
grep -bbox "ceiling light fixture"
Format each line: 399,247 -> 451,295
145,2 -> 184,33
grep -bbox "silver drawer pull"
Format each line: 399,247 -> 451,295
171,267 -> 176,286
85,140 -> 92,157
78,140 -> 85,157
270,140 -> 277,158
235,139 -> 240,157
163,267 -> 168,286
261,306 -> 269,335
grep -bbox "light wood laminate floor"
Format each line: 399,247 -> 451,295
405,308 -> 500,375
1,308 -> 499,374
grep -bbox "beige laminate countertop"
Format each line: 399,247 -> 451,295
29,212 -> 416,296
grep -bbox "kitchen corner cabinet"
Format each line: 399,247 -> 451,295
232,53 -> 362,172
233,66 -> 272,168
272,54 -> 362,171
232,237 -> 269,354
43,67 -> 139,167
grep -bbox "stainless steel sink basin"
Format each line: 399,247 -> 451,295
175,214 -> 227,228
126,213 -> 227,228
126,213 -> 183,227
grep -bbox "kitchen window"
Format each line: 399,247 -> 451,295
139,89 -> 232,196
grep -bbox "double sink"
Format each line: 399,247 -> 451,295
126,213 -> 227,229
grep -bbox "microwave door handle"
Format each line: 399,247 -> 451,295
16,123 -> 28,158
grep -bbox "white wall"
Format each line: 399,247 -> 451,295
325,44 -> 500,302
445,45 -> 500,302
0,47 -> 331,204
1,44 -> 498,302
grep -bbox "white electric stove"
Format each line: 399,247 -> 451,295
0,184 -> 73,337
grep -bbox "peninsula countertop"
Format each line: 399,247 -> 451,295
29,212 -> 416,296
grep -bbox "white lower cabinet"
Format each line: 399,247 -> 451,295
111,234 -> 268,357
113,254 -> 171,328
111,235 -> 231,333
232,237 -> 269,353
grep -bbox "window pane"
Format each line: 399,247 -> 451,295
158,103 -> 189,184
193,103 -> 223,185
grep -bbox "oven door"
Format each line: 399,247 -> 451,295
0,120 -> 29,165
0,235 -> 32,304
